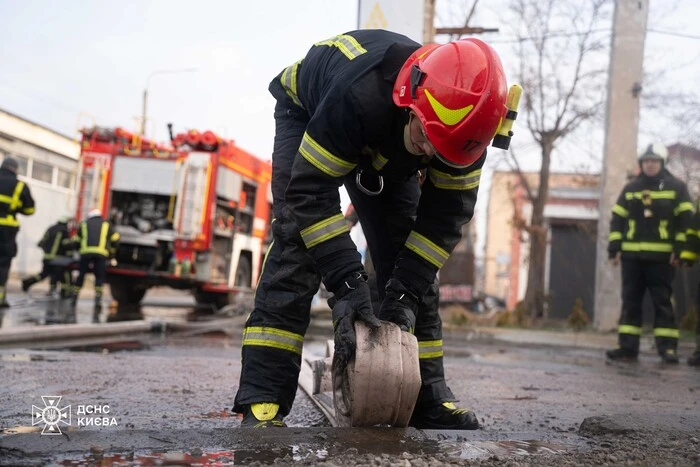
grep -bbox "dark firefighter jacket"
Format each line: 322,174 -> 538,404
271,29 -> 484,296
608,169 -> 693,262
38,222 -> 73,260
75,216 -> 120,258
681,199 -> 700,261
0,167 -> 35,229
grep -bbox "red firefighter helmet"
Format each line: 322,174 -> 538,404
393,38 -> 508,167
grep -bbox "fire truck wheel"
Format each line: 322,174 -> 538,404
109,278 -> 147,305
235,255 -> 252,288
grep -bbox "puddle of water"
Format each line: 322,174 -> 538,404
440,439 -> 570,460
56,447 -> 320,466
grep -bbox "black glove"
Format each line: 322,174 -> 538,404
329,272 -> 381,369
378,278 -> 419,332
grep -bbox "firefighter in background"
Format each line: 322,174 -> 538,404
606,143 -> 693,364
679,199 -> 700,367
21,215 -> 74,297
71,209 -> 120,315
234,30 -> 513,429
0,156 -> 35,308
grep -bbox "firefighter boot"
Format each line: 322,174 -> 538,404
22,276 -> 38,293
240,403 -> 286,428
660,349 -> 679,364
93,288 -> 103,323
605,347 -> 638,362
409,402 -> 479,430
0,286 -> 9,309
688,351 -> 700,367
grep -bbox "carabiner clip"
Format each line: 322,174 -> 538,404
355,169 -> 383,196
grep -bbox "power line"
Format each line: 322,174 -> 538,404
647,28 -> 700,40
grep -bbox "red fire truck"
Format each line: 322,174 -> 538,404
76,126 -> 272,308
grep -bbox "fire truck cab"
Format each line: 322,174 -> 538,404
76,127 -> 272,309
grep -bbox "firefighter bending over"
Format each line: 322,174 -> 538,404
0,156 -> 35,309
606,143 -> 693,364
234,30 -> 514,429
22,215 -> 74,297
71,209 -> 120,316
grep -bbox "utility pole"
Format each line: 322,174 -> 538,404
594,0 -> 650,331
140,68 -> 198,136
423,0 -> 498,44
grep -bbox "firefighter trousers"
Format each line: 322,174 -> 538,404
24,260 -> 68,290
618,258 -> 679,354
73,255 -> 107,297
233,101 -> 455,416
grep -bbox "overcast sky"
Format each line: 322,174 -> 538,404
2,0 -> 697,160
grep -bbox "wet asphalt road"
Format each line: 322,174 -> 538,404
1,290 -> 700,465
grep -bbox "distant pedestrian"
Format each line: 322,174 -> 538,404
606,143 -> 693,364
0,156 -> 35,308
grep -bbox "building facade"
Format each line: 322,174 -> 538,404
0,109 -> 79,275
483,171 -> 600,319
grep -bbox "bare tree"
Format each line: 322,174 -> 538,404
508,0 -> 612,318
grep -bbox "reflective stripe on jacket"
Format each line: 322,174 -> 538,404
608,170 -> 693,261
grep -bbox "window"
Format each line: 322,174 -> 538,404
32,160 -> 53,183
14,155 -> 28,177
57,168 -> 74,188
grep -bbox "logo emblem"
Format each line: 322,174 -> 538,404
424,90 -> 473,126
32,396 -> 71,435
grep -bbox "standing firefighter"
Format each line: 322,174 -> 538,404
21,216 -> 74,297
234,30 -> 517,428
71,209 -> 119,315
679,200 -> 700,367
0,156 -> 35,308
606,143 -> 694,363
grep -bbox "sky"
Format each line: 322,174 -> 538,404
2,0 -> 699,264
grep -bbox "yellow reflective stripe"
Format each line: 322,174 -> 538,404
0,215 -> 19,226
405,231 -> 449,268
653,327 -> 679,339
0,181 -> 25,211
79,221 -> 110,256
314,34 -> 367,60
675,201 -> 694,215
280,60 -> 304,108
618,325 -> 642,336
609,232 -> 623,241
625,191 -> 676,200
612,204 -> 628,218
10,181 -> 24,210
23,207 -> 35,215
371,152 -> 388,171
298,132 -> 355,178
680,251 -> 697,260
418,339 -> 443,359
49,232 -> 63,257
110,231 -> 120,243
627,220 -> 635,239
242,326 -> 304,354
621,242 -> 673,252
659,220 -> 668,240
428,167 -> 481,190
300,214 -> 349,249
687,229 -> 698,238
676,232 -> 686,242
